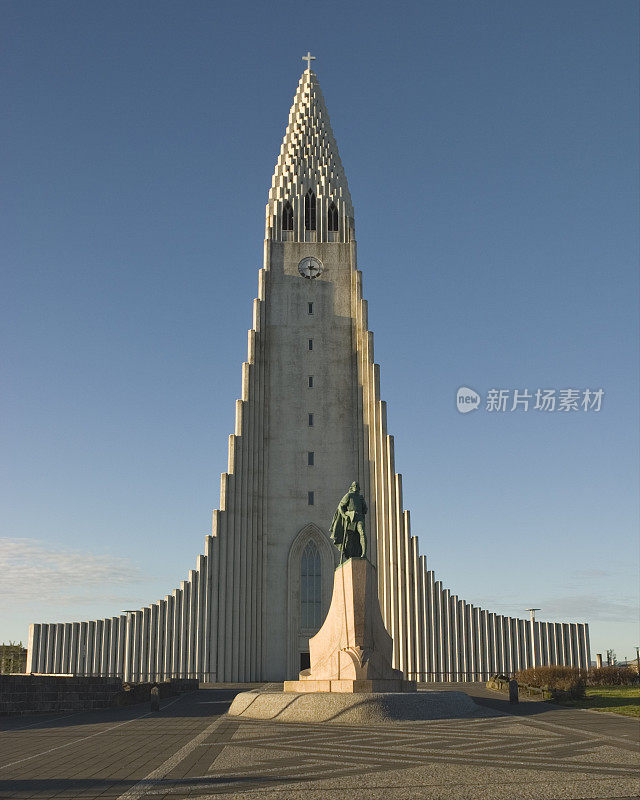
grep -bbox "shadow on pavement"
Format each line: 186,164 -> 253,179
0,688 -> 241,732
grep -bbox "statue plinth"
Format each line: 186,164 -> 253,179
284,558 -> 416,693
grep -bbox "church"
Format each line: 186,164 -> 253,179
26,60 -> 591,682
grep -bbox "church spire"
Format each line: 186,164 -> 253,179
266,64 -> 354,243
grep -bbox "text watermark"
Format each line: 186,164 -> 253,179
456,387 -> 604,414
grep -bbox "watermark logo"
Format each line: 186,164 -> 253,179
456,387 -> 604,414
456,386 -> 481,413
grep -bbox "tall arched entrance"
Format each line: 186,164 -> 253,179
286,523 -> 335,679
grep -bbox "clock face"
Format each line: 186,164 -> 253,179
298,257 -> 323,279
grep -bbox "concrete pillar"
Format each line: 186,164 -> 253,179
560,623 -> 568,666
205,536 -> 218,682
187,571 -> 198,678
427,571 -> 436,681
107,618 -> 118,676
413,546 -> 425,682
223,469 -> 236,681
504,618 -> 513,675
116,616 -> 126,677
570,624 -> 579,667
232,399 -> 246,682
93,620 -> 103,675
179,581 -> 189,679
85,621 -> 95,675
37,624 -> 48,673
442,588 -> 451,680
164,595 -> 174,679
195,556 -> 206,680
459,601 -> 469,681
149,604 -> 159,682
450,597 -> 459,681
480,610 -> 489,681
385,440 -> 400,670
584,623 -> 591,669
133,612 -> 143,681
45,624 -> 53,673
78,622 -> 88,675
472,607 -> 481,681
171,589 -> 182,678
123,615 -> 133,682
26,624 -> 39,673
434,580 -> 443,680
44,624 -> 55,673
547,622 -> 556,665
69,622 -> 80,675
36,624 -> 46,673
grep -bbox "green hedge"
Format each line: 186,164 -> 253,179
515,666 -> 586,700
588,666 -> 638,686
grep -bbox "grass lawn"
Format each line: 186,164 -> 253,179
558,686 -> 640,717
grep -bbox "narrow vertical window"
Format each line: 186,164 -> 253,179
308,339 -> 313,350
300,541 -> 321,629
282,201 -> 294,231
308,491 -> 314,505
304,190 -> 316,230
308,302 -> 313,314
328,202 -> 338,232
308,413 -> 314,426
308,451 -> 314,466
308,376 -> 314,388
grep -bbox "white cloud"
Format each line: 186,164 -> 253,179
0,538 -> 145,602
539,594 -> 639,623
474,592 -> 639,623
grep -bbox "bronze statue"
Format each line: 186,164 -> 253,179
330,481 -> 367,562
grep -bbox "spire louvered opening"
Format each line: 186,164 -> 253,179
304,190 -> 316,231
328,202 -> 338,232
283,201 -> 294,231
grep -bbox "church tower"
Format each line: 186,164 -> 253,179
27,60 -> 591,683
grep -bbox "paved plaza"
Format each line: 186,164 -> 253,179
0,684 -> 638,800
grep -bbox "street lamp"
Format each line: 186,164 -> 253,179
526,608 -> 541,623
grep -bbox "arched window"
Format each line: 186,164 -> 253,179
300,541 -> 321,630
282,201 -> 294,231
327,202 -> 339,232
304,190 -> 316,231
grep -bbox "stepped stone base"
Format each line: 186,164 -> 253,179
228,689 -> 489,724
292,558 -> 414,692
284,678 -> 416,693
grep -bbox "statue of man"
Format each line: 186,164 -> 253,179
330,481 -> 367,562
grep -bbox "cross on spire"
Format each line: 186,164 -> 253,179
302,51 -> 316,72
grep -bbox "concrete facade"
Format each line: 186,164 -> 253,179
26,67 -> 591,682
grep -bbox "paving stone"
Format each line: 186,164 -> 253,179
0,685 -> 637,799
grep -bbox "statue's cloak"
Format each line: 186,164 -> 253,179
329,507 -> 346,546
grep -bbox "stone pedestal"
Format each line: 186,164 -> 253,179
284,558 -> 416,693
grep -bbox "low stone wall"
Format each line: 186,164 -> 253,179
0,675 -> 123,715
0,676 -> 199,715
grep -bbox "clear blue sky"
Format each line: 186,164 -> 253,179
2,1 -> 638,662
